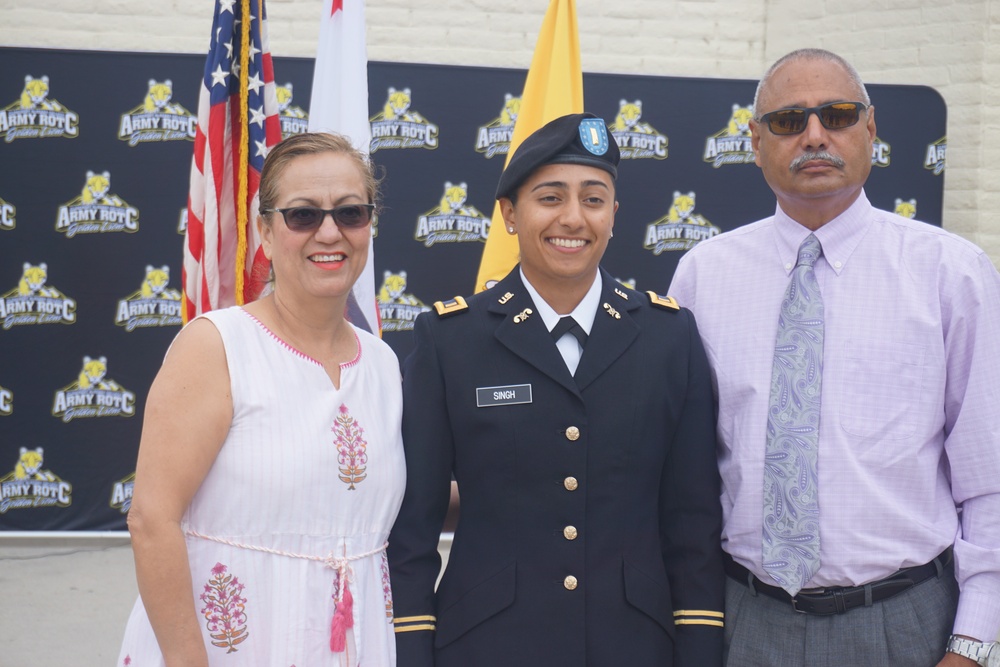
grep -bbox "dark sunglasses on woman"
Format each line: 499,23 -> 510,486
262,204 -> 375,231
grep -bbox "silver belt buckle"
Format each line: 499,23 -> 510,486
790,595 -> 809,614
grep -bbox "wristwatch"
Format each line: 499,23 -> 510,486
946,635 -> 995,666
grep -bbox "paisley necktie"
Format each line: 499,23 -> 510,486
763,233 -> 824,596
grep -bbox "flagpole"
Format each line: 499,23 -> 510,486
235,0 -> 252,306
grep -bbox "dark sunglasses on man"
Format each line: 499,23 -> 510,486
758,101 -> 869,136
261,204 -> 375,231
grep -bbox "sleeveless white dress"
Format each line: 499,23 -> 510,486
118,306 -> 405,667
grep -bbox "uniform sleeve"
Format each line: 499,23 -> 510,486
660,309 -> 725,667
945,252 -> 1000,641
388,313 -> 455,667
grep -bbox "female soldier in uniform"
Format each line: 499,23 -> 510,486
388,113 -> 724,667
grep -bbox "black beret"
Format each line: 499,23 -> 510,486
495,112 -> 620,200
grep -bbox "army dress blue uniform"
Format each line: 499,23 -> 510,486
388,267 -> 725,667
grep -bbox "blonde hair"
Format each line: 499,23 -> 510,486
258,132 -> 381,223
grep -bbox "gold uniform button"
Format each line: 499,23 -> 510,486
563,476 -> 579,491
563,525 -> 578,540
565,426 -> 580,441
564,575 -> 578,590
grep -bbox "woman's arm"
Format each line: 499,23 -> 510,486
127,318 -> 233,667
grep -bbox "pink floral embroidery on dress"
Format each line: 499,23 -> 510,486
122,657 -> 131,666
199,562 -> 249,653
334,404 -> 368,489
381,550 -> 394,620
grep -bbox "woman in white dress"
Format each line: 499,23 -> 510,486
119,133 -> 405,667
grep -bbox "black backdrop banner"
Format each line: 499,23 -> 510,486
0,47 -> 946,531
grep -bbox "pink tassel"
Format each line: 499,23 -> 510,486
329,578 -> 354,652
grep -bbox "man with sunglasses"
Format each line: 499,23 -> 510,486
669,49 -> 1000,666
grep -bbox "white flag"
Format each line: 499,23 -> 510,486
308,0 -> 378,334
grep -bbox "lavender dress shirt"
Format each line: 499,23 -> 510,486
669,191 -> 1000,641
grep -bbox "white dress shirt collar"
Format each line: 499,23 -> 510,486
519,268 -> 603,334
520,268 -> 602,376
774,190 -> 874,276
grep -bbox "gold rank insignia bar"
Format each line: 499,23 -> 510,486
647,291 -> 680,311
434,296 -> 468,317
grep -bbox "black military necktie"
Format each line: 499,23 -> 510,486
550,316 -> 588,348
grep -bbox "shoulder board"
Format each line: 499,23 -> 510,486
433,296 -> 469,317
646,291 -> 680,311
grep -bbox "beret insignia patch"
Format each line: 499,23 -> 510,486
578,118 -> 609,156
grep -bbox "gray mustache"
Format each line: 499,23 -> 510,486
790,151 -> 845,172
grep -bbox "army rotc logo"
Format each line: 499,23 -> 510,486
643,192 -> 721,255
0,196 -> 14,230
0,75 -> 79,142
703,104 -> 755,167
415,182 -> 491,247
369,87 -> 439,152
118,79 -> 196,146
610,100 -> 668,160
0,384 -> 11,416
871,136 -> 890,167
475,93 -> 520,159
894,198 -> 917,219
52,356 -> 136,423
276,83 -> 309,138
377,271 -> 431,332
0,263 -> 77,329
0,448 -> 72,513
110,472 -> 135,514
115,265 -> 183,331
56,170 -> 140,237
925,136 -> 946,175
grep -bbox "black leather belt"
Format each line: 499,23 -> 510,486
724,548 -> 952,615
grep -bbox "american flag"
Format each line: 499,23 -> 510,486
182,0 -> 282,321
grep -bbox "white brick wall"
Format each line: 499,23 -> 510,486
3,0 -> 998,263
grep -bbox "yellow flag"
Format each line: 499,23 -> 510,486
474,0 -> 583,292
